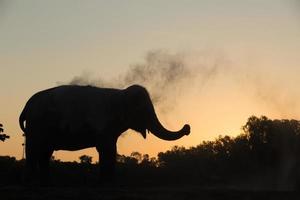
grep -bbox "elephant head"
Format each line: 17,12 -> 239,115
123,85 -> 190,140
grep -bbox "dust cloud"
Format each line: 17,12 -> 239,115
65,49 -> 300,118
67,50 -> 226,112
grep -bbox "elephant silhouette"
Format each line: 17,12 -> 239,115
19,84 -> 190,185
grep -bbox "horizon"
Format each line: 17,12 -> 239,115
1,114 -> 296,163
1,0 -> 300,163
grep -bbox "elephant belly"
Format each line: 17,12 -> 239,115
52,133 -> 98,151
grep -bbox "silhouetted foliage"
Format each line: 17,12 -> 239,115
1,116 -> 300,189
0,123 -> 9,142
0,156 -> 24,185
79,155 -> 93,165
156,116 -> 300,189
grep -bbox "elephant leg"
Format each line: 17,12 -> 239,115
97,141 -> 117,183
38,148 -> 53,186
24,137 -> 39,185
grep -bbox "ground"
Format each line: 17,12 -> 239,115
0,186 -> 299,200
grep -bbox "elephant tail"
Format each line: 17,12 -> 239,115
19,105 -> 27,134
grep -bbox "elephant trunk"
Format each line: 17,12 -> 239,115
148,112 -> 190,141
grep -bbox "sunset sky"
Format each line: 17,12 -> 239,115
1,0 -> 300,162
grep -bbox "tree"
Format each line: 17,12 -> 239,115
0,123 -> 9,142
79,155 -> 92,165
130,151 -> 142,163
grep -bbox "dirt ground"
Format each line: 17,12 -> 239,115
0,186 -> 299,200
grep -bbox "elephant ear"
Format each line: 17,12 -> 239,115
124,85 -> 149,139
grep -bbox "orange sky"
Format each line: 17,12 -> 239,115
1,0 -> 300,162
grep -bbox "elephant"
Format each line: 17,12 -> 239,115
19,84 -> 190,185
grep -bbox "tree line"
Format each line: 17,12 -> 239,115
1,116 -> 300,189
